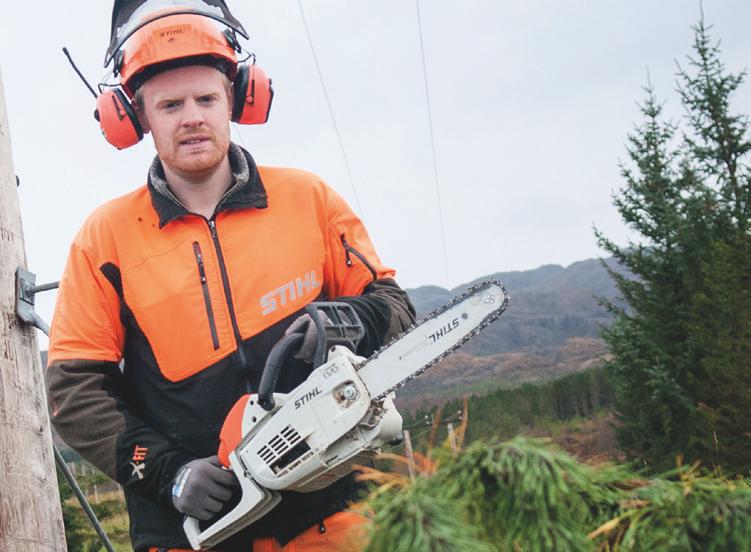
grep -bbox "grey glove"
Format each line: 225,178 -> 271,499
285,313 -> 331,364
171,455 -> 238,520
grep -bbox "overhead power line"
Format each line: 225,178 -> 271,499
415,0 -> 450,286
296,0 -> 365,218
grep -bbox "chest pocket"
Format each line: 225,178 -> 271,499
123,236 -> 236,382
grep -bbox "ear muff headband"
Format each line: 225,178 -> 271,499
96,88 -> 143,150
232,64 -> 274,125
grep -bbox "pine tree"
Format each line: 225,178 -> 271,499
597,19 -> 751,472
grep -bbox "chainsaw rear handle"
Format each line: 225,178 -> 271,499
183,452 -> 281,550
258,302 -> 365,411
258,333 -> 304,411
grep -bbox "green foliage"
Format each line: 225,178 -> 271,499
57,463 -> 130,552
363,438 -> 751,552
594,467 -> 751,551
596,18 -> 751,472
367,477 -> 495,552
57,466 -> 93,552
434,439 -> 617,551
406,366 -> 614,448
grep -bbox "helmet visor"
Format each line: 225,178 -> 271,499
106,0 -> 248,67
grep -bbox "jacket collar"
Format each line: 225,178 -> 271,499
147,143 -> 268,228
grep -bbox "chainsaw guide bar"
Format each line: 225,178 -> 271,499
357,279 -> 509,400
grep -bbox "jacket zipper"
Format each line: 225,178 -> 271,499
340,234 -> 377,280
207,219 -> 250,375
192,242 -> 220,350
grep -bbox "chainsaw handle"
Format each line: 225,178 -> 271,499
183,450 -> 281,549
306,302 -> 364,368
258,332 -> 304,411
258,303 -> 364,411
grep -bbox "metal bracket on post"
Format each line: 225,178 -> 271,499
15,267 -> 58,336
14,267 -> 115,552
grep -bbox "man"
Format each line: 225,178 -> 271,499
47,6 -> 414,551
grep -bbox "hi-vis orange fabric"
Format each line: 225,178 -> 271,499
147,510 -> 369,552
251,511 -> 369,552
48,167 -> 391,381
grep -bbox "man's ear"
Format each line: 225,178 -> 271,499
134,105 -> 150,134
227,82 -> 235,119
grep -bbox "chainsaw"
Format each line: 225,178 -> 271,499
184,280 -> 509,549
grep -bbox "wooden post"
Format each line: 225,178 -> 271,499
402,429 -> 416,480
447,422 -> 457,456
0,66 -> 67,550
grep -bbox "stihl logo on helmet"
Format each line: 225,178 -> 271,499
160,27 -> 186,38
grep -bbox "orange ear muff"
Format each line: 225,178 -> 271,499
232,64 -> 274,125
95,89 -> 143,150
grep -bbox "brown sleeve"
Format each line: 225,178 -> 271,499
337,278 -> 416,357
47,360 -> 125,478
48,363 -> 196,510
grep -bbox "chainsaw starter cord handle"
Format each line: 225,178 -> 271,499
258,332 -> 304,411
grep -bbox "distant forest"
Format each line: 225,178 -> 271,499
405,366 -> 614,448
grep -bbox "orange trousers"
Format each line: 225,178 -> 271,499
148,510 -> 370,552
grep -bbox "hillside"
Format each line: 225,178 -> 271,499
406,257 -> 621,354
397,258 -> 622,407
396,337 -> 609,411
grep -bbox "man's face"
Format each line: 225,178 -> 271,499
138,65 -> 232,178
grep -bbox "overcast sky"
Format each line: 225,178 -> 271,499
2,1 -> 751,343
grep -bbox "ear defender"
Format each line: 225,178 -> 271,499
95,89 -> 143,150
232,63 -> 274,125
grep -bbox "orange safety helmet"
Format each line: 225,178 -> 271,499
94,9 -> 274,150
118,12 -> 238,97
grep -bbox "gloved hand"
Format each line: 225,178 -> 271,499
171,455 -> 239,520
285,313 -> 331,364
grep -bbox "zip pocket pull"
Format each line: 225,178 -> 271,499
193,242 -> 220,350
340,234 -> 377,279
